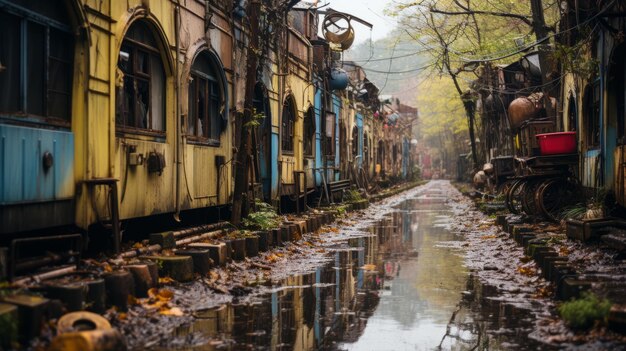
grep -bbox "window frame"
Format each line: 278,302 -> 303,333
584,82 -> 601,148
303,107 -> 315,157
115,21 -> 166,137
281,96 -> 296,153
187,51 -> 225,146
0,4 -> 74,128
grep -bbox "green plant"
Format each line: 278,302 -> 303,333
344,189 -> 363,202
242,201 -> 281,231
559,203 -> 587,220
558,292 -> 611,330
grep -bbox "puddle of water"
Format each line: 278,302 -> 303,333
154,182 -> 554,350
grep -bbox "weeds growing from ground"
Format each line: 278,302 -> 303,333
242,201 -> 281,231
558,292 -> 611,330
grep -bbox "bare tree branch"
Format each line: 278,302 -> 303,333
430,7 -> 533,27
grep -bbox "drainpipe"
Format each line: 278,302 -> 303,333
174,2 -> 182,222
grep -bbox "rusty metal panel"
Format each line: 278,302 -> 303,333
582,149 -> 601,188
288,29 -> 309,64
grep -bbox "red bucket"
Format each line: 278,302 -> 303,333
536,132 -> 577,155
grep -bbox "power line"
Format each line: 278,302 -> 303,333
359,62 -> 435,74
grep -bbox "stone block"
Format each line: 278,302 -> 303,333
271,228 -> 282,247
125,264 -> 157,297
227,238 -> 246,261
42,283 -> 85,312
541,256 -> 568,280
255,231 -> 271,252
609,304 -> 626,333
103,271 -> 134,311
558,277 -> 592,301
149,231 -> 176,249
175,249 -> 212,276
0,303 -> 18,349
188,243 -> 228,266
2,294 -> 50,341
280,226 -> 290,243
141,255 -> 194,282
84,278 -> 106,314
245,236 -> 259,257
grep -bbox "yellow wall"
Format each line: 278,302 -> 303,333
75,0 -> 236,227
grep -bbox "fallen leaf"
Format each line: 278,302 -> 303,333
159,277 -> 175,285
480,235 -> 497,240
159,306 -> 184,316
103,263 -> 113,273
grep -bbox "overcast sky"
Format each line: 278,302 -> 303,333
318,0 -> 397,45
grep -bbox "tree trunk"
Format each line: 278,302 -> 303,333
530,0 -> 557,120
231,2 -> 261,226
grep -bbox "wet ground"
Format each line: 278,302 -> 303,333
115,180 -> 625,350
124,181 -> 547,350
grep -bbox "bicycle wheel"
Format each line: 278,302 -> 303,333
506,179 -> 525,214
536,177 -> 583,222
521,179 -> 542,216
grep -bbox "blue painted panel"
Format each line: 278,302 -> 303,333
271,132 -> 279,199
332,94 -> 341,181
1,124 -> 74,204
314,89 -> 323,187
356,114 -> 363,168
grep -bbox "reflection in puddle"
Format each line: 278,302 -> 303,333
164,184 -> 547,350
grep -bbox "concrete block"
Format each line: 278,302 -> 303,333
103,271 -> 134,311
227,238 -> 246,261
149,231 -> 176,249
42,283 -> 85,312
2,294 -> 49,341
125,264 -> 157,297
175,249 -> 212,276
0,303 -> 18,349
188,243 -> 228,266
255,231 -> 271,252
141,255 -> 194,282
280,226 -> 290,243
245,236 -> 259,257
271,228 -> 282,247
84,278 -> 106,314
609,304 -> 626,333
558,277 -> 592,301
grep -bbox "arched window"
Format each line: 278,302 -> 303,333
567,94 -> 577,132
303,107 -> 314,157
282,96 -> 296,152
0,2 -> 74,126
116,20 -> 166,132
188,51 -> 226,143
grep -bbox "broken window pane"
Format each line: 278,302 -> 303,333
116,20 -> 165,133
188,51 -> 225,143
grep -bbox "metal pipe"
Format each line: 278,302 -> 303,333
175,229 -> 225,246
174,2 -> 182,222
13,266 -> 77,286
